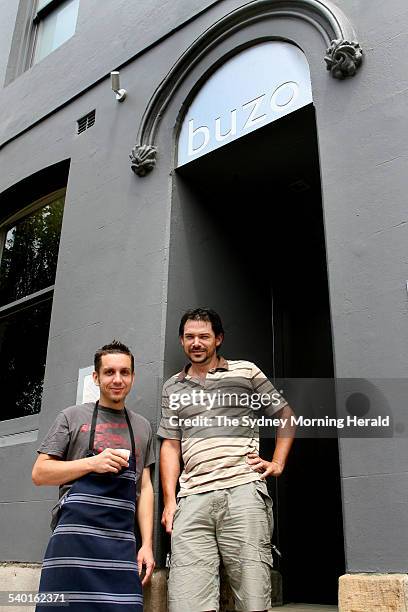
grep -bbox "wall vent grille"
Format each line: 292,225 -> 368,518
77,110 -> 96,134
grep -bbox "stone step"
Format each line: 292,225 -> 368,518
271,606 -> 338,612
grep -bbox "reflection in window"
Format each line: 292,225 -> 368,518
0,196 -> 64,306
32,0 -> 79,65
0,190 -> 65,421
0,300 -> 53,420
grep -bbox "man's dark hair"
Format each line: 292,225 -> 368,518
94,340 -> 134,373
178,308 -> 224,339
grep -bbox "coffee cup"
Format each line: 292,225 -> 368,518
115,448 -> 130,461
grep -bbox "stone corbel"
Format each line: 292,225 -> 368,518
129,145 -> 157,177
325,39 -> 363,79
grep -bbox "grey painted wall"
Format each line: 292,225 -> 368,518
0,0 -> 407,579
314,0 -> 408,573
0,0 -> 19,86
0,0 -> 221,146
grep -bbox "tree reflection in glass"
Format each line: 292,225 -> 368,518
0,194 -> 64,419
0,196 -> 64,305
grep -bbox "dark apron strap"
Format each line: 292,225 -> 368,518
88,401 -> 136,458
124,408 -> 136,458
88,401 -> 99,455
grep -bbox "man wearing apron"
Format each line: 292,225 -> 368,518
32,340 -> 155,611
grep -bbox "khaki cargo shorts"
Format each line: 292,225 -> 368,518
168,480 -> 274,612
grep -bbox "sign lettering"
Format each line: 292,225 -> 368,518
178,42 -> 313,166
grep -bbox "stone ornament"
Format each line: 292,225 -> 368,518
129,145 -> 157,176
325,39 -> 363,79
131,0 -> 364,175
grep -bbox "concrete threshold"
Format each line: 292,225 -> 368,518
270,605 -> 338,612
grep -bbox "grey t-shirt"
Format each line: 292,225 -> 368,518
37,403 -> 155,503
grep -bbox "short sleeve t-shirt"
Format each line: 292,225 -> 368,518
38,403 -> 155,502
157,358 -> 288,496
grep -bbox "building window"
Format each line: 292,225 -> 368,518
0,190 -> 65,421
32,0 -> 79,65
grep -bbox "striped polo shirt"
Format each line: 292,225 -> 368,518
157,357 -> 287,496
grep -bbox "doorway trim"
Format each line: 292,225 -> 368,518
130,0 -> 362,176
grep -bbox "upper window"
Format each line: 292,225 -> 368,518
32,0 -> 79,65
0,190 -> 65,421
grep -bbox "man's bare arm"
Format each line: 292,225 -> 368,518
32,449 -> 129,486
136,467 -> 155,585
247,404 -> 296,478
270,404 -> 296,472
160,439 -> 181,534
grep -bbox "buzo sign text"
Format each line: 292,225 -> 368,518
177,42 -> 313,167
187,81 -> 299,157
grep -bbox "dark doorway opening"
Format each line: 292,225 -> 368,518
170,103 -> 345,604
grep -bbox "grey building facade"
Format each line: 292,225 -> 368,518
0,0 -> 407,609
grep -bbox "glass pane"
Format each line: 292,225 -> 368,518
0,195 -> 64,306
33,0 -> 79,64
0,299 -> 52,420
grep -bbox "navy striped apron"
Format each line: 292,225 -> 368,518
36,401 -> 143,611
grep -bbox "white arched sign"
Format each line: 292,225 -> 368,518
177,41 -> 313,167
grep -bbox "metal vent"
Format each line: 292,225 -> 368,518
77,110 -> 96,134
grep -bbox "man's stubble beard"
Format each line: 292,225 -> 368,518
105,390 -> 127,404
189,349 -> 216,365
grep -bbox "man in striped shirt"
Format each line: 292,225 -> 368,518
158,308 -> 295,612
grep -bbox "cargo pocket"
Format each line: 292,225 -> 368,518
253,480 -> 274,535
172,496 -> 185,529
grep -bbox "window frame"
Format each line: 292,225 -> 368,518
0,413 -> 40,446
29,0 -> 79,67
0,187 -> 64,237
0,187 -> 65,429
35,0 -> 68,21
0,187 -> 65,310
5,0 -> 79,83
4,1 -> 38,81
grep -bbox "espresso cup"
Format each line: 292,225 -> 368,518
115,448 -> 130,461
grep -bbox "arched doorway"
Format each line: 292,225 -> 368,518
170,41 -> 344,605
